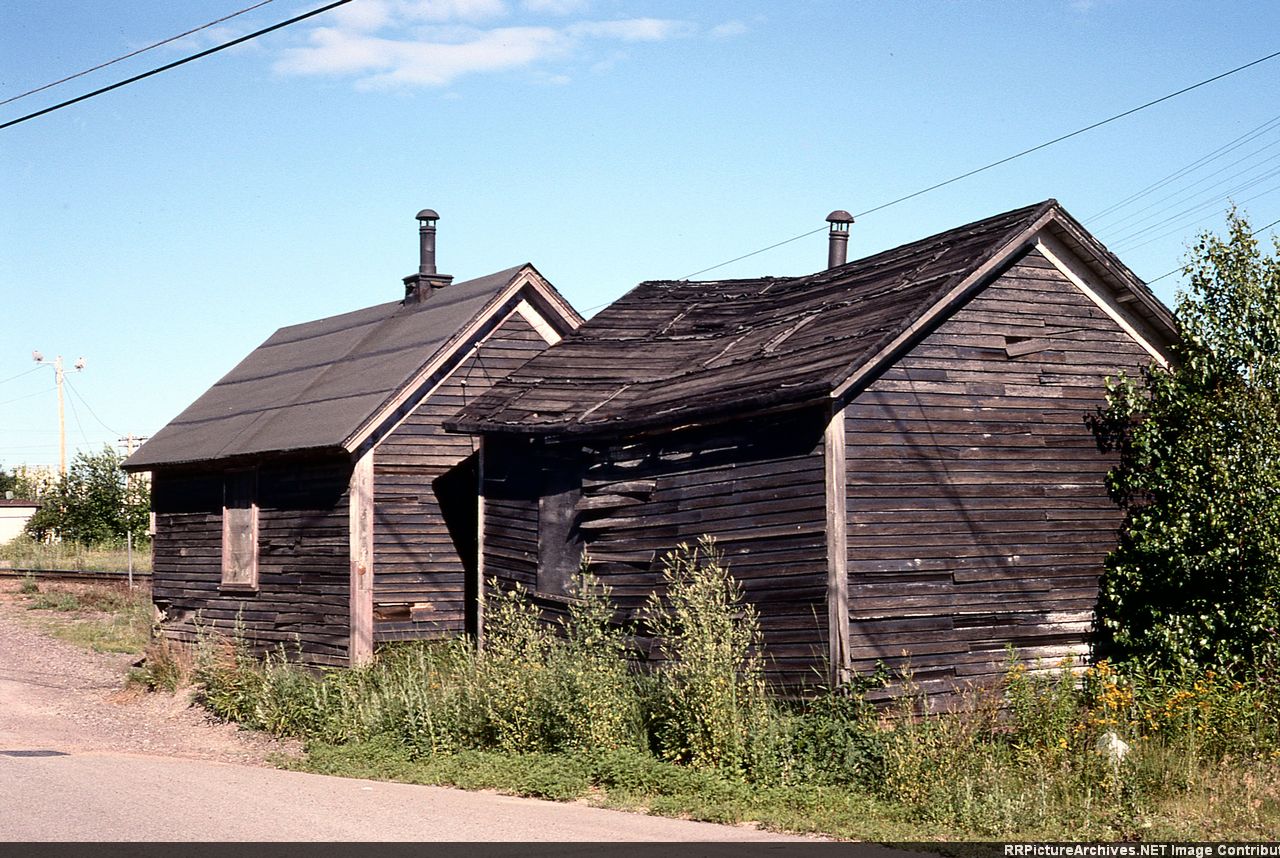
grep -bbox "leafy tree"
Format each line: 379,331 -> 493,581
1090,211 -> 1280,673
24,446 -> 150,545
0,464 -> 15,497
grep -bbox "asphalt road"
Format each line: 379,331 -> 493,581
0,595 -> 810,842
0,751 -> 809,842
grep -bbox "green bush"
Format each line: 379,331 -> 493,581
778,689 -> 885,787
1090,212 -> 1280,673
643,537 -> 773,775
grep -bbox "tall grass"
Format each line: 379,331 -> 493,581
0,534 -> 151,573
180,539 -> 1280,840
194,571 -> 647,754
871,656 -> 1280,838
17,580 -> 153,654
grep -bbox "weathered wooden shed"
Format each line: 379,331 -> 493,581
124,211 -> 581,665
447,200 -> 1177,694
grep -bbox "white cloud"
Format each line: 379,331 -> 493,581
330,0 -> 395,31
275,6 -> 693,89
277,25 -> 568,87
709,20 -> 747,39
331,0 -> 508,31
567,18 -> 693,42
522,0 -> 589,14
402,0 -> 509,23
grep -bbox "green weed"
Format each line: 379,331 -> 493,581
184,541 -> 1280,841
20,581 -> 153,654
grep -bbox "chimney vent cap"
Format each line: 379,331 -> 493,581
416,208 -> 440,222
826,210 -> 854,225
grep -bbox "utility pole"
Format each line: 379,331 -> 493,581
32,351 -> 85,476
54,356 -> 65,476
117,434 -> 148,589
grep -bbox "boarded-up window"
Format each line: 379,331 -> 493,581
537,451 -> 582,599
221,469 -> 259,591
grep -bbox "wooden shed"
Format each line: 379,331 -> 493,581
124,212 -> 581,666
447,200 -> 1177,694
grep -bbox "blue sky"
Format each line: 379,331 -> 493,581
2,0 -> 1279,472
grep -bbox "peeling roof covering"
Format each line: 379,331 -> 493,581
126,265 -> 530,470
448,200 -> 1171,437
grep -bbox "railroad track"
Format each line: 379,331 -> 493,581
0,568 -> 152,584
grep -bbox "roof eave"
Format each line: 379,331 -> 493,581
826,202 -> 1178,403
1041,212 -> 1178,340
344,264 -> 582,454
450,381 -> 833,439
122,443 -> 351,473
828,203 -> 1058,402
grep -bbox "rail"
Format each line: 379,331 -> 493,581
0,568 -> 153,584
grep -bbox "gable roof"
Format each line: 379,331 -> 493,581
125,264 -> 579,471
447,200 -> 1175,437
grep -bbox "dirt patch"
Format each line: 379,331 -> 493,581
0,581 -> 300,765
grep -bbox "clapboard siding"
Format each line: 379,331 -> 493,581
372,312 -> 549,642
843,248 -> 1153,696
150,459 -> 353,666
482,408 -> 830,689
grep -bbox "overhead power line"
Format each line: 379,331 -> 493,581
0,386 -> 55,408
1087,112 -> 1280,225
1146,214 -> 1280,286
64,376 -> 122,437
0,0 -> 351,131
1111,173 -> 1280,253
62,381 -> 92,450
679,46 -> 1280,280
0,0 -> 278,108
0,366 -> 41,387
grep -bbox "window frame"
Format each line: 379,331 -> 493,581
220,468 -> 260,592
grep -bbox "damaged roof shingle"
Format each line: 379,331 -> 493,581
447,200 -> 1169,437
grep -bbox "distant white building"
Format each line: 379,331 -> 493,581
0,499 -> 39,545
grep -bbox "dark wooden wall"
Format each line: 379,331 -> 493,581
372,311 -> 551,642
150,458 -> 353,666
483,408 -> 830,689
843,247 -> 1155,696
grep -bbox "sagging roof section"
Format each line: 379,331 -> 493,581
448,200 -> 1175,437
126,264 -> 556,470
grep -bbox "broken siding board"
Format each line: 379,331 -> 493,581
843,249 -> 1155,689
481,408 -> 829,690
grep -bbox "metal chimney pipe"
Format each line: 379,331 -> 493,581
403,208 -> 452,304
417,208 -> 439,276
826,210 -> 854,269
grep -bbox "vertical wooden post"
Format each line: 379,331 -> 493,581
824,406 -> 851,686
348,452 -> 374,666
474,437 -> 486,652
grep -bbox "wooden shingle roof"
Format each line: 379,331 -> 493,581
448,200 -> 1174,437
126,264 -> 575,470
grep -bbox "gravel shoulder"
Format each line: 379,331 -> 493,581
0,583 -> 296,765
0,581 -> 813,842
